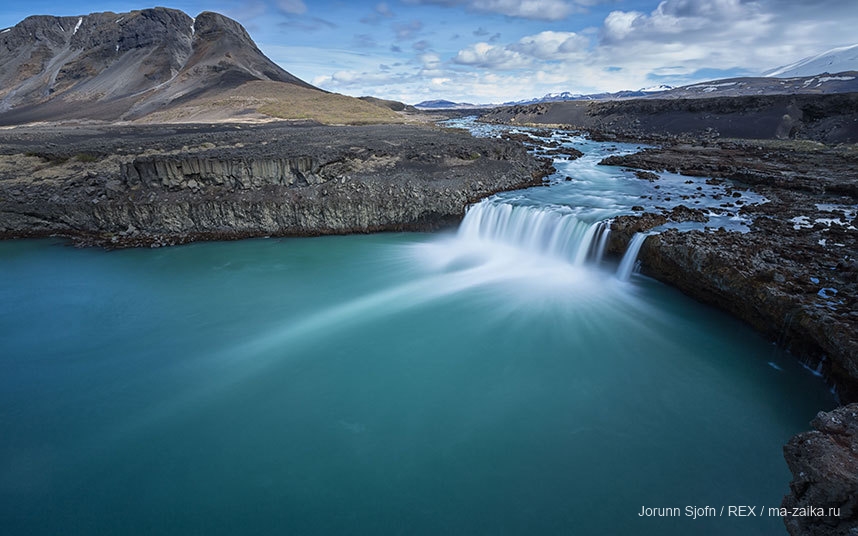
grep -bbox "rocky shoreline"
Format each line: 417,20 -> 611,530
602,140 -> 857,402
0,122 -> 552,247
596,139 -> 857,535
782,403 -> 858,535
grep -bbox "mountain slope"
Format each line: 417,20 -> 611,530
0,8 -> 399,124
765,43 -> 858,78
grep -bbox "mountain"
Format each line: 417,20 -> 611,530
765,43 -> 858,78
358,96 -> 417,112
429,85 -> 678,109
508,86 -> 677,105
413,99 -> 493,110
443,70 -> 858,110
642,73 -> 858,98
640,85 -> 674,93
0,8 -> 400,124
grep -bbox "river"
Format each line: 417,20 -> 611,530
0,119 -> 834,535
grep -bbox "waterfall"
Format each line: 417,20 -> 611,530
458,201 -> 610,266
457,200 -> 650,280
617,233 -> 648,281
594,225 -> 610,264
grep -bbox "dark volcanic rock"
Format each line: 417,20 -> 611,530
482,93 -> 858,144
634,170 -> 659,181
599,142 -> 858,197
600,138 -> 858,401
542,146 -> 584,159
667,205 -> 708,222
0,122 -> 550,247
783,404 -> 858,536
631,228 -> 858,402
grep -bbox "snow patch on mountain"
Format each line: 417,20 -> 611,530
640,85 -> 673,93
766,43 -> 858,78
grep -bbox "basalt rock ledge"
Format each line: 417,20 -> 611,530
0,122 -> 552,247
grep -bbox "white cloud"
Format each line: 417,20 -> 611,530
420,53 -> 443,70
600,0 -> 771,45
471,0 -> 575,20
277,0 -> 307,15
453,42 -> 531,69
453,30 -> 589,69
269,0 -> 858,105
361,3 -> 395,24
602,11 -> 642,41
591,0 -> 784,81
403,0 -> 578,21
393,20 -> 423,40
511,31 -> 589,60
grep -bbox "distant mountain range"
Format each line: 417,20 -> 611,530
413,72 -> 858,108
415,43 -> 858,109
0,8 -> 399,124
413,88 -> 676,109
412,99 -> 493,110
499,85 -> 676,106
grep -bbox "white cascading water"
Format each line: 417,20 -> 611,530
616,233 -> 648,281
456,199 -> 644,279
457,201 -> 613,267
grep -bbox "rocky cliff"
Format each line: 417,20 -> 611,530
592,135 -> 857,534
782,404 -> 858,535
0,122 -> 551,246
603,140 -> 858,402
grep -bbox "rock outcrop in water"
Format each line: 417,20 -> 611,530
782,404 -> 858,535
0,122 -> 551,246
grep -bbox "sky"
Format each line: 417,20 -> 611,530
2,0 -> 857,104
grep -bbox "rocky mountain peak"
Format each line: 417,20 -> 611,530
0,7 -> 317,124
193,11 -> 251,44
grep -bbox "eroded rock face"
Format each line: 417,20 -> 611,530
633,230 -> 857,400
782,404 -> 858,535
602,139 -> 858,402
122,155 -> 326,189
0,122 -> 551,247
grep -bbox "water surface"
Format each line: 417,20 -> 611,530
0,232 -> 833,535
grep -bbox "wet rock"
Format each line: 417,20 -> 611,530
634,170 -> 660,181
542,147 -> 584,159
782,404 -> 858,536
666,205 -> 708,222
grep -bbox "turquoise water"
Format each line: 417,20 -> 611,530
0,232 -> 834,535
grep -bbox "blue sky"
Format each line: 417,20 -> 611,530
2,0 -> 857,103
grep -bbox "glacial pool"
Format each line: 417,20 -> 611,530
0,231 -> 834,536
